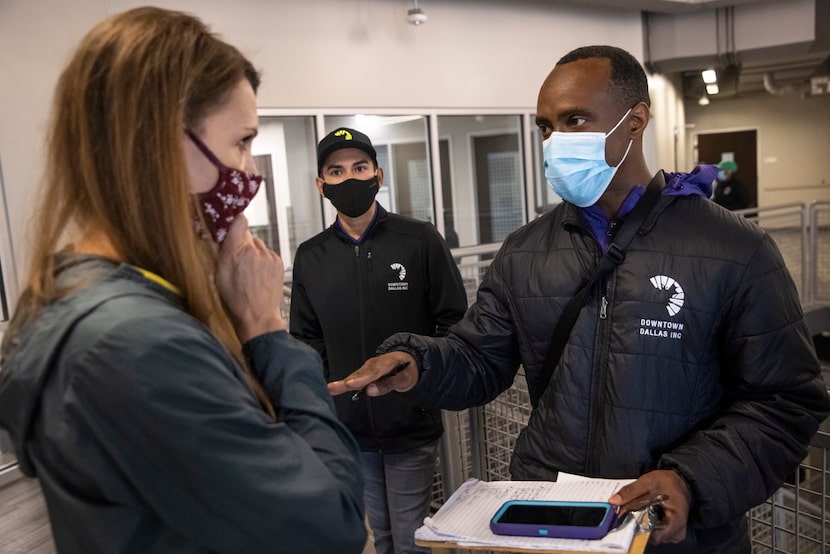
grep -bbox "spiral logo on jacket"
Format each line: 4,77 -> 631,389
639,274 -> 685,340
388,262 -> 409,291
390,263 -> 406,281
650,275 -> 684,316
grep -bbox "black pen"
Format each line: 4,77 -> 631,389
351,361 -> 411,401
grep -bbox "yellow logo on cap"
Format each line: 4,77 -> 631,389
335,129 -> 353,140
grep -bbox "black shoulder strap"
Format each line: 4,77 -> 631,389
530,171 -> 666,408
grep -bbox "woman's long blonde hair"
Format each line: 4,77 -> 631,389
4,6 -> 275,417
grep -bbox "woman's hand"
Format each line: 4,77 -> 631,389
216,215 -> 287,342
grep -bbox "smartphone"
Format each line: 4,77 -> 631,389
489,499 -> 617,539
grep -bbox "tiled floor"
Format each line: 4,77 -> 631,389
0,451 -> 16,468
0,477 -> 55,554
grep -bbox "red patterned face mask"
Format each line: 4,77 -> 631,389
186,130 -> 262,243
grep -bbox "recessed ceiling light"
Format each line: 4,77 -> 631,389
706,84 -> 720,95
702,69 -> 717,84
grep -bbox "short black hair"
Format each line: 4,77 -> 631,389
557,45 -> 651,109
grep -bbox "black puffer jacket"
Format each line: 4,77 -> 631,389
290,205 -> 467,453
384,178 -> 830,553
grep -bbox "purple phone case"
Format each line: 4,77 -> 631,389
489,500 -> 617,540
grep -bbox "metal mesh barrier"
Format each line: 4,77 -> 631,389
456,257 -> 493,306
741,204 -> 807,301
429,454 -> 444,513
810,203 -> 830,304
431,410 -> 474,510
476,372 -> 531,482
749,429 -> 830,554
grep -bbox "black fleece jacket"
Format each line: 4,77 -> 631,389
290,204 -> 467,453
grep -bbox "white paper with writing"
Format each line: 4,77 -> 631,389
415,475 -> 637,551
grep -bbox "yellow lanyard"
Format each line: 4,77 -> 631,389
133,266 -> 182,296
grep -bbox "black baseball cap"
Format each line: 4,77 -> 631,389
317,127 -> 378,176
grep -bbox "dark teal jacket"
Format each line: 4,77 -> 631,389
0,254 -> 366,553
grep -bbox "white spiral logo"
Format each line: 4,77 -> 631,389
390,263 -> 407,281
650,275 -> 684,316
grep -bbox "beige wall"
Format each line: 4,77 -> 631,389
684,91 -> 830,207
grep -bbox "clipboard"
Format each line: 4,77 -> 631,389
413,477 -> 652,553
415,529 -> 651,553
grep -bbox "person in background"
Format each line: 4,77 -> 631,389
442,210 -> 461,264
330,45 -> 830,553
290,127 -> 467,554
712,159 -> 751,210
0,8 -> 365,553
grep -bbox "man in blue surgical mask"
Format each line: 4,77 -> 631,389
330,46 -> 829,554
290,127 -> 467,554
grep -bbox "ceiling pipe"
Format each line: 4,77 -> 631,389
810,55 -> 830,95
762,72 -> 811,97
762,54 -> 830,97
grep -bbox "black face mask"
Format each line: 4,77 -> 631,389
322,176 -> 380,217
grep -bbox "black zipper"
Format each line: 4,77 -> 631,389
586,278 -> 613,475
355,243 -> 378,443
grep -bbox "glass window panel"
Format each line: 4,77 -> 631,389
0,157 -> 14,468
486,151 -> 523,241
408,158 -> 431,222
0,159 -> 8,323
0,255 -> 7,323
252,116 -> 319,268
324,115 -> 433,223
436,115 -> 526,247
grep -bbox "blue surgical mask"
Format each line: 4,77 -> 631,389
716,170 -> 727,182
542,109 -> 633,207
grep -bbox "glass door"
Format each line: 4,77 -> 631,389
0,155 -> 17,474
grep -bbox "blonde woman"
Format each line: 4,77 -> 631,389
0,7 -> 365,553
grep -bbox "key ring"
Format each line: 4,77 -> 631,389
639,498 -> 668,532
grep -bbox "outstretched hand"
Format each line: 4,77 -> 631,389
216,215 -> 287,342
607,469 -> 692,544
328,352 -> 418,397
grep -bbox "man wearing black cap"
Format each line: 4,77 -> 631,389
290,127 -> 467,554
